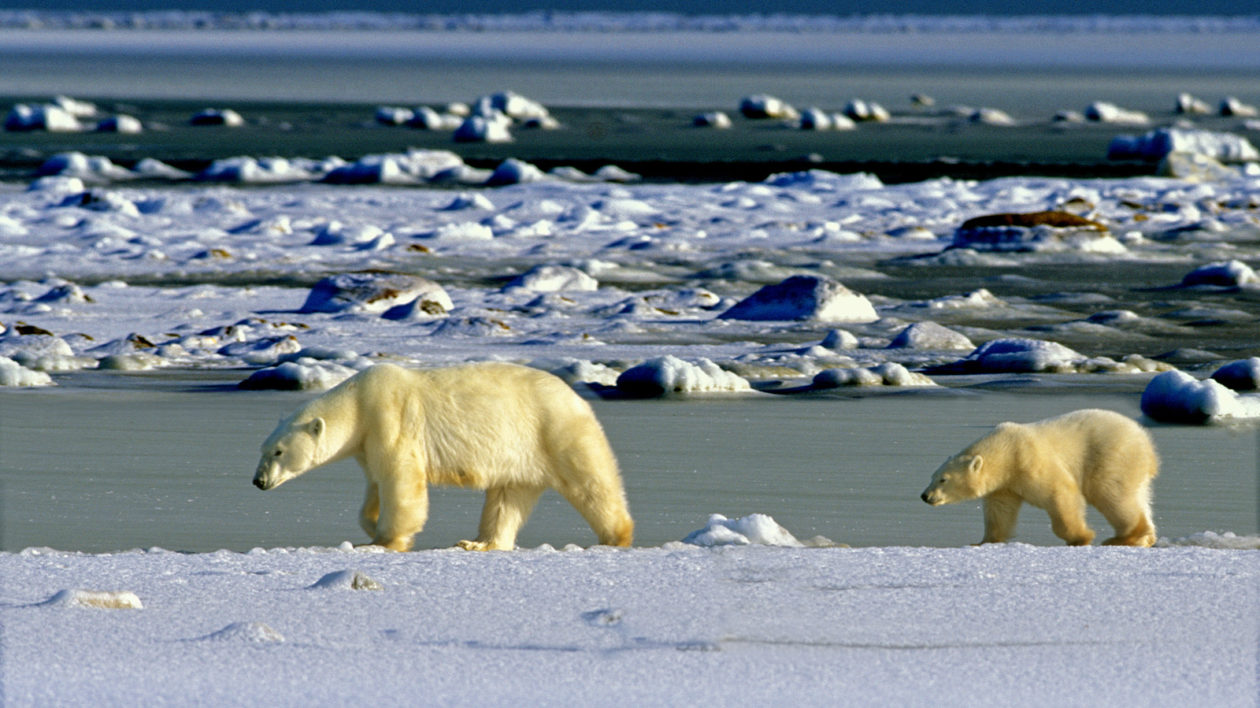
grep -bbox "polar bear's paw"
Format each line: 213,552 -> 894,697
456,539 -> 491,551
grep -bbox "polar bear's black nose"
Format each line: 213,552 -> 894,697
253,478 -> 267,490
920,491 -> 931,503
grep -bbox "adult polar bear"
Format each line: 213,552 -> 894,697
920,409 -> 1158,547
253,362 -> 633,551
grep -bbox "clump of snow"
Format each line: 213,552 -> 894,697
1157,151 -> 1240,182
681,513 -> 802,547
529,357 -> 621,387
454,111 -> 513,143
1178,259 -> 1258,288
298,272 -> 452,316
239,359 -> 364,390
739,94 -> 797,120
1084,101 -> 1148,125
4,102 -> 82,132
798,108 -> 855,131
616,355 -> 751,397
503,265 -> 598,293
486,158 -> 549,186
1160,531 -> 1260,549
198,156 -> 322,184
44,589 -> 143,609
886,321 -> 975,350
1219,96 -> 1259,118
931,337 -> 1083,374
1175,93 -> 1211,115
37,153 -> 134,182
201,621 -> 285,643
0,355 -> 54,386
718,275 -> 878,323
843,99 -> 890,122
1140,369 -> 1260,424
692,111 -> 731,129
1209,357 -> 1260,391
95,114 -> 143,134
820,328 -> 859,350
1107,127 -> 1260,163
0,329 -> 88,372
189,108 -> 244,127
968,107 -> 1016,126
308,569 -> 383,591
812,362 -> 935,388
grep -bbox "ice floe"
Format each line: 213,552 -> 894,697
1141,369 -> 1260,424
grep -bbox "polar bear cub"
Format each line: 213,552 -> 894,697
253,362 -> 634,551
920,408 -> 1158,547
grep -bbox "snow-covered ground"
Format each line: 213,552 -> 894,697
2,528 -> 1257,705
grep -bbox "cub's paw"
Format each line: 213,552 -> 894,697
456,539 -> 490,552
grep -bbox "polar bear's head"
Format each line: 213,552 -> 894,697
253,417 -> 325,491
920,454 -> 984,505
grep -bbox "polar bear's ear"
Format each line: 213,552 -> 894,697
968,455 -> 984,474
307,417 -> 325,437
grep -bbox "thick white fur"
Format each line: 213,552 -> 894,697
920,408 -> 1158,547
254,362 -> 633,551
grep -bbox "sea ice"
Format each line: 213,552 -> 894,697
812,362 -> 935,388
298,272 -> 453,316
1209,357 -> 1260,391
1107,127 -> 1260,162
681,513 -> 803,547
0,355 -> 53,386
1178,259 -> 1258,288
930,337 -> 1083,374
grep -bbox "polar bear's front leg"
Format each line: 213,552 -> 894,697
371,478 -> 429,552
457,485 -> 544,551
1045,490 -> 1095,546
980,492 -> 1022,544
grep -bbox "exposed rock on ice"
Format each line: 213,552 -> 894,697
718,275 -> 878,323
739,94 -> 798,120
950,210 -> 1121,253
812,362 -> 935,388
1141,369 -> 1260,424
886,321 -> 975,350
298,272 -> 453,316
616,355 -> 751,397
1107,127 -> 1260,162
1178,259 -> 1258,288
1209,357 -> 1260,391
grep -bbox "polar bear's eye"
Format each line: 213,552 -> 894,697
273,449 -> 283,457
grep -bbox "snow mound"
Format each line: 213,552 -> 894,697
616,356 -> 751,397
308,569 -> 383,591
799,108 -> 856,131
189,108 -> 244,127
1084,101 -> 1148,125
1159,531 -> 1260,550
45,589 -> 142,609
0,356 -> 54,386
200,622 -> 285,643
503,265 -> 598,293
930,337 -> 1083,374
682,513 -> 802,547
238,359 -> 362,391
739,94 -> 797,120
454,111 -> 513,143
718,275 -> 878,323
886,321 -> 975,350
1140,369 -> 1260,424
692,111 -> 731,129
1209,357 -> 1260,391
1178,260 -> 1258,288
5,102 -> 82,132
843,99 -> 890,122
813,363 -> 935,388
298,272 -> 452,316
1108,127 -> 1260,163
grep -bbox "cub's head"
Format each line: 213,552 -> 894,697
253,417 -> 325,491
920,454 -> 984,506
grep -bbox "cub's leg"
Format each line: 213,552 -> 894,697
371,477 -> 429,552
1098,478 -> 1157,547
458,485 -> 544,551
980,492 -> 1022,544
1045,490 -> 1095,546
359,482 -> 380,538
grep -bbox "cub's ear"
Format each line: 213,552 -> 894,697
968,455 -> 984,474
307,417 -> 325,437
